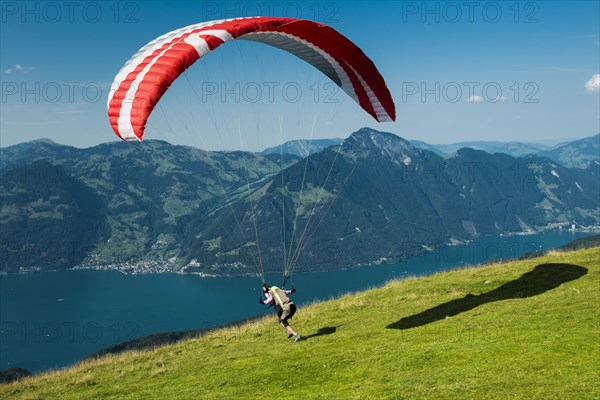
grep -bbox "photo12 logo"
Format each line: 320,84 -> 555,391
400,1 -> 540,24
200,1 -> 340,23
198,81 -> 341,104
401,81 -> 539,104
2,81 -> 103,104
1,1 -> 139,24
0,321 -> 139,344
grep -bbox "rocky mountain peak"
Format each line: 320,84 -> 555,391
342,128 -> 420,165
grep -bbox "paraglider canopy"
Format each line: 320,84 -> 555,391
107,16 -> 396,142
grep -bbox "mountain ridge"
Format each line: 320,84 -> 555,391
1,129 -> 598,274
261,133 -> 599,168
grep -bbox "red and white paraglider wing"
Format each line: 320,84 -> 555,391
107,17 -> 396,142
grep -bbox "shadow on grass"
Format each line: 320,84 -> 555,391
303,325 -> 343,340
387,263 -> 588,330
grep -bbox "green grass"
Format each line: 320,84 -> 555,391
2,247 -> 599,399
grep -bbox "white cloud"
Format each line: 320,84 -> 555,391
585,74 -> 600,93
467,95 -> 484,103
4,64 -> 35,74
467,95 -> 505,103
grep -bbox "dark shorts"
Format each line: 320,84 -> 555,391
277,302 -> 296,322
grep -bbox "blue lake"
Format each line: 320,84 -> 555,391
0,230 -> 593,373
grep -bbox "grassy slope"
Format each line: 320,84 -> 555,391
2,247 -> 599,400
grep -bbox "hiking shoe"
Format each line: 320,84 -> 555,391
294,334 -> 302,342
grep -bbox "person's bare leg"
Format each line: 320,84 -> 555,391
281,320 -> 301,341
280,320 -> 297,336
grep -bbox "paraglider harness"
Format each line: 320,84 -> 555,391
260,276 -> 296,318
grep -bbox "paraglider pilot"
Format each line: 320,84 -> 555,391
259,283 -> 302,342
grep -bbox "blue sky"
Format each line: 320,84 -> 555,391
1,1 -> 598,150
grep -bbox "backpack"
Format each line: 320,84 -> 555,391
269,286 -> 290,307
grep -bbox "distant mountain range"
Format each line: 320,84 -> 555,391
423,140 -> 548,158
267,134 -> 599,169
261,138 -> 342,158
537,135 -> 600,169
1,140 -> 299,274
1,129 -> 598,275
